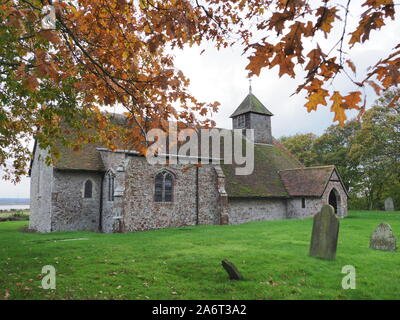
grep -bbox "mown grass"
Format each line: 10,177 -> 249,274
0,210 -> 399,300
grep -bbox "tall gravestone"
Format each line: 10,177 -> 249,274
309,205 -> 339,260
384,197 -> 394,211
370,222 -> 397,251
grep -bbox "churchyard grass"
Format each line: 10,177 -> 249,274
0,210 -> 399,300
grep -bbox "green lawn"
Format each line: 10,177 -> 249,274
0,210 -> 400,300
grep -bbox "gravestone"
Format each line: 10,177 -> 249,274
309,205 -> 339,260
369,222 -> 397,251
384,197 -> 394,211
221,259 -> 243,280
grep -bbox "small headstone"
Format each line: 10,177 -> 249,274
384,197 -> 394,211
221,259 -> 243,280
309,205 -> 339,260
369,222 -> 397,251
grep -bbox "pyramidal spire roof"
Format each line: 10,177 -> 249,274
230,88 -> 274,118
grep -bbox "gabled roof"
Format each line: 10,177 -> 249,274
53,143 -> 105,172
52,114 -> 130,172
30,113 -> 346,200
230,93 -> 273,118
278,166 -> 346,197
221,140 -> 303,198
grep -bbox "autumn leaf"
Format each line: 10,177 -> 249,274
305,89 -> 329,112
330,91 -> 346,125
387,94 -> 400,108
349,12 -> 386,47
342,91 -> 362,110
315,7 -> 340,37
366,80 -> 382,95
305,47 -> 323,72
23,74 -> 39,92
346,60 -> 356,75
39,30 -> 59,44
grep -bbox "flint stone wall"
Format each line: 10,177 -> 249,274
227,198 -> 287,224
51,170 -> 102,232
122,156 -> 220,232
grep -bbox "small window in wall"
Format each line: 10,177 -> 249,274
84,180 -> 93,198
155,170 -> 174,203
301,197 -> 306,208
237,115 -> 246,128
108,173 -> 115,202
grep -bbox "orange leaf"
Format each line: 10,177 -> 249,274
387,94 -> 400,108
366,80 -> 382,95
343,91 -> 362,110
330,91 -> 346,125
305,89 -> 329,112
346,60 -> 356,75
23,74 -> 39,92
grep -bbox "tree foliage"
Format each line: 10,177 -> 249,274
280,88 -> 400,210
0,0 -> 399,181
349,89 -> 400,209
278,133 -> 318,167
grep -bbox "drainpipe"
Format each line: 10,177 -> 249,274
98,174 -> 104,232
196,166 -> 199,225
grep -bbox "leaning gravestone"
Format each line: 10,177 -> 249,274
369,222 -> 397,251
221,259 -> 243,280
309,205 -> 339,260
384,197 -> 395,211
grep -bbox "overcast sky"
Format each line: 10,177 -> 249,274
0,4 -> 399,198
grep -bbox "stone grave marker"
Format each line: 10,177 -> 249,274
384,197 -> 394,211
221,259 -> 243,280
370,222 -> 397,251
309,205 -> 339,260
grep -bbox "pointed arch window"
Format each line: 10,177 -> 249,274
108,172 -> 115,202
155,171 -> 174,202
84,180 -> 93,199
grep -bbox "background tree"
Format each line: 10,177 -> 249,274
280,88 -> 400,210
1,0 -> 399,182
312,120 -> 361,192
278,133 -> 318,167
349,88 -> 400,209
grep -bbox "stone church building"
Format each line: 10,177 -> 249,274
29,90 -> 348,233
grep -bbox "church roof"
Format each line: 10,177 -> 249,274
30,114 -> 346,199
53,142 -> 105,172
230,93 -> 273,118
221,139 -> 303,198
278,166 -> 339,197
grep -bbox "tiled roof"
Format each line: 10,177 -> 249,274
53,142 -> 105,172
278,166 -> 335,197
32,113 -> 343,199
40,113 -> 130,172
221,140 -> 304,198
230,93 -> 273,117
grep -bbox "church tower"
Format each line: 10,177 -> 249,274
230,84 -> 274,144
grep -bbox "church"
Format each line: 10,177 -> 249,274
29,89 -> 348,233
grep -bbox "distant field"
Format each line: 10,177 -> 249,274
0,210 -> 29,221
0,210 -> 399,300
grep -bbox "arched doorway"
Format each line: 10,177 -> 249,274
328,188 -> 341,216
